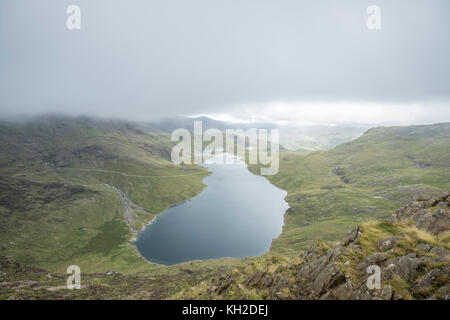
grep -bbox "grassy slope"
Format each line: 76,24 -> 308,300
1,119 -> 449,292
252,123 -> 450,255
0,116 -> 208,274
0,120 -> 449,299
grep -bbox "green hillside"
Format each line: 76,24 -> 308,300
0,118 -> 449,300
255,123 -> 450,255
0,118 -> 449,293
0,116 -> 208,273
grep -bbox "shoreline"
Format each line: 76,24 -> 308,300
130,154 -> 289,267
116,154 -> 288,267
111,167 -> 211,267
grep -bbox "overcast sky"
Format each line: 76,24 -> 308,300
0,0 -> 449,125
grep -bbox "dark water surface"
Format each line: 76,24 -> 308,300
135,154 -> 289,265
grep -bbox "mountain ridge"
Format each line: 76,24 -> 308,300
0,117 -> 448,299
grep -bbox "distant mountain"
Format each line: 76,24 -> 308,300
278,124 -> 368,151
147,115 -> 368,152
143,116 -> 227,133
145,115 -> 278,133
0,115 -> 172,170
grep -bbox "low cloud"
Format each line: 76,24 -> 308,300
200,102 -> 450,126
0,1 -> 449,122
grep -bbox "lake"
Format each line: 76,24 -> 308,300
135,153 -> 289,265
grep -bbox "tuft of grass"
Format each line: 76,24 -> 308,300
387,274 -> 414,300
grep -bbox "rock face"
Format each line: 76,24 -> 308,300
297,248 -> 346,297
200,192 -> 450,300
302,192 -> 450,300
393,192 -> 450,235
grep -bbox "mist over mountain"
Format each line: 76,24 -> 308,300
0,0 -> 449,304
1,1 -> 450,124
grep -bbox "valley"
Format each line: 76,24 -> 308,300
0,116 -> 449,299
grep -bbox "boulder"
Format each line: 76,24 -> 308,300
312,263 -> 346,294
429,246 -> 449,261
394,192 -> 450,235
320,281 -> 354,300
268,275 -> 291,300
215,274 -> 233,294
416,243 -> 431,253
340,227 -> 360,246
414,209 -> 450,235
377,236 -> 403,252
243,271 -> 266,288
395,255 -> 423,281
372,285 -> 393,300
358,252 -> 387,269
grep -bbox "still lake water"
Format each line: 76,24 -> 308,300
135,154 -> 289,265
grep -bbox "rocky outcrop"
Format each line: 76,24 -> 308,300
377,236 -> 403,252
295,241 -> 347,298
393,192 -> 450,235
107,185 -> 153,233
298,223 -> 448,300
332,167 -> 354,184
